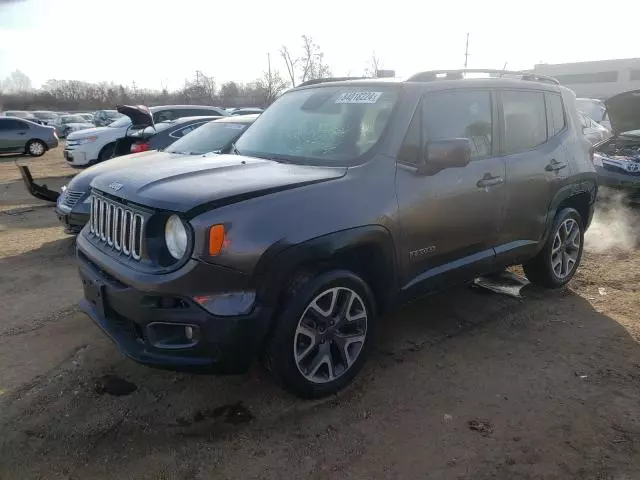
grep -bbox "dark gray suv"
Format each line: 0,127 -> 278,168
76,70 -> 597,398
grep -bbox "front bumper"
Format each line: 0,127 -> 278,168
595,165 -> 640,202
76,234 -> 274,373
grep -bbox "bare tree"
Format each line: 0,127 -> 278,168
364,51 -> 382,78
259,53 -> 289,105
1,69 -> 32,93
300,35 -> 331,83
280,45 -> 298,87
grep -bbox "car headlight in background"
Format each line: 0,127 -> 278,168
76,136 -> 98,145
165,215 -> 188,260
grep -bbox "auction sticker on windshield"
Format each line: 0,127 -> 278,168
335,91 -> 383,104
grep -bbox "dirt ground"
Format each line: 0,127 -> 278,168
1,147 -> 639,480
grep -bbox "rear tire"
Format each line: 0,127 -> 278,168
26,140 -> 47,157
265,270 -> 376,399
523,208 -> 584,288
97,143 -> 116,162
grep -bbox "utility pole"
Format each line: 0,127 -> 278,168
464,33 -> 470,68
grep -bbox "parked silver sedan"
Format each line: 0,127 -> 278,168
0,117 -> 59,156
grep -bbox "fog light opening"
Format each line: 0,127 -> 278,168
185,325 -> 194,341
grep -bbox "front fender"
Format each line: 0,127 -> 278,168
253,225 -> 398,309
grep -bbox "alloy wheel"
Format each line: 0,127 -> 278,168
293,287 -> 368,384
29,142 -> 44,156
551,218 -> 581,279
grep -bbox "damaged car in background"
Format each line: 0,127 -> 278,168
55,114 -> 257,233
592,89 -> 640,202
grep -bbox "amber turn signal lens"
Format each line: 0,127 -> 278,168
208,224 -> 225,256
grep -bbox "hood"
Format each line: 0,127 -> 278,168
90,154 -> 347,214
117,104 -> 153,128
67,122 -> 95,129
605,90 -> 640,135
68,150 -> 178,192
67,127 -> 127,140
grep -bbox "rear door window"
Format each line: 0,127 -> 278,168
421,90 -> 493,160
502,91 -> 547,154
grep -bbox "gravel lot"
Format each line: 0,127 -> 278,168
1,147 -> 639,479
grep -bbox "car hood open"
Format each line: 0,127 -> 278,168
90,154 -> 347,214
117,104 -> 153,128
605,90 -> 640,135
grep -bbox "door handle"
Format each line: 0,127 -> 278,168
545,158 -> 567,171
477,173 -> 504,188
17,132 -> 26,136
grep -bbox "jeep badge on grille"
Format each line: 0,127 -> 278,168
108,182 -> 124,191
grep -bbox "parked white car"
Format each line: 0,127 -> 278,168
64,105 -> 228,167
576,98 -> 611,131
578,111 -> 611,145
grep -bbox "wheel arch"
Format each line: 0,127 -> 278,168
24,138 -> 49,154
541,180 -> 597,247
255,225 -> 399,317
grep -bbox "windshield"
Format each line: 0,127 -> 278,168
107,116 -> 132,128
166,121 -> 248,154
234,85 -> 399,164
576,99 -> 606,123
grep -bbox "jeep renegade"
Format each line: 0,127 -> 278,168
76,70 -> 597,398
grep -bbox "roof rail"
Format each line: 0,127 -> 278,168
297,76 -> 367,87
407,69 -> 560,85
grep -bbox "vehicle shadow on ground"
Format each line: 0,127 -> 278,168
1,276 -> 639,478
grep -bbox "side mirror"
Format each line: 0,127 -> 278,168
417,138 -> 472,175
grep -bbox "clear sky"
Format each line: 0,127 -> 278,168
1,0 -> 639,90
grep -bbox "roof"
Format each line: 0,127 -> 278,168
293,70 -> 561,91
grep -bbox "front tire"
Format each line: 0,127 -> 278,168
266,270 -> 376,399
97,143 -> 116,162
523,208 -> 584,288
26,140 -> 47,157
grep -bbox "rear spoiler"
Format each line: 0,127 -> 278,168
18,165 -> 60,202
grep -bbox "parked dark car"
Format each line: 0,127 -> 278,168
76,71 -> 597,398
0,117 -> 58,156
56,115 -> 257,233
65,104 -> 229,167
93,109 -> 123,127
127,116 -> 221,154
591,89 -> 640,203
55,114 -> 95,138
31,111 -> 59,126
1,111 -> 46,125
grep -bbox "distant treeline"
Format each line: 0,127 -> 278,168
0,74 -> 282,112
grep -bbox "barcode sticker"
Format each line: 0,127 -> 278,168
335,91 -> 383,104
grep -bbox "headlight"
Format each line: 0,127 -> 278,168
165,215 -> 188,260
76,136 -> 98,145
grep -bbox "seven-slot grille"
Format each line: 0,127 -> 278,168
62,190 -> 84,208
90,194 -> 144,260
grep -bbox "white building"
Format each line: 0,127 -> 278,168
532,58 -> 640,100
